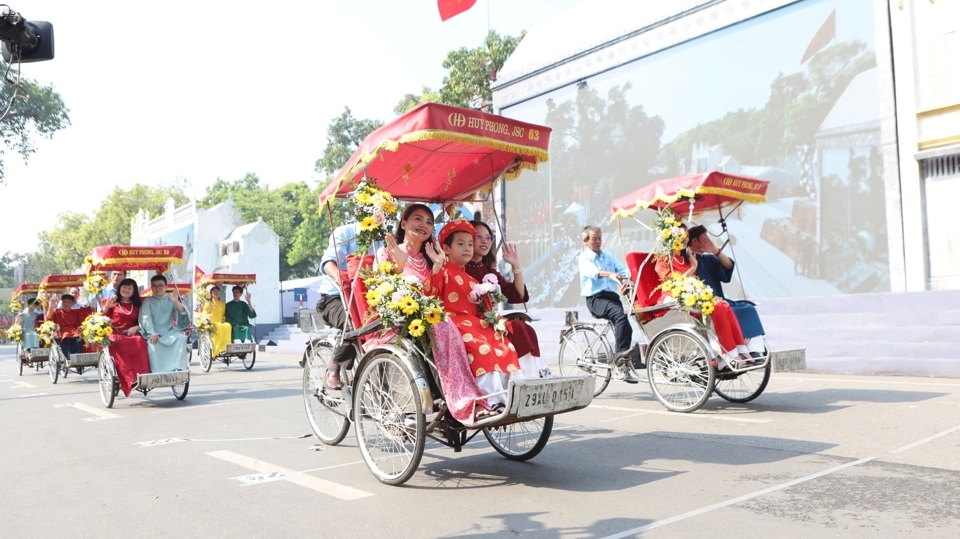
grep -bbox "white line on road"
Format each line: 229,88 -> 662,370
149,398 -> 267,414
15,393 -> 47,398
136,434 -> 312,446
54,402 -> 120,421
590,404 -> 771,423
889,424 -> 960,454
776,375 -> 960,388
10,381 -> 38,389
599,412 -> 652,423
206,450 -> 373,500
299,460 -> 365,474
600,456 -> 877,539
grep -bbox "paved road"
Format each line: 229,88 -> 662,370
2,343 -> 958,538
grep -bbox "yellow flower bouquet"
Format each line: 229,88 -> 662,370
194,287 -> 211,310
84,271 -> 109,297
8,298 -> 23,313
653,208 -> 688,260
81,313 -> 114,348
658,272 -> 720,321
361,264 -> 446,354
352,178 -> 398,256
195,311 -> 215,334
8,323 -> 23,342
37,320 -> 59,345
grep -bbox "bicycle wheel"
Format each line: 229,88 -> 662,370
172,376 -> 189,400
302,342 -> 350,445
353,352 -> 425,486
199,333 -> 213,372
646,330 -> 714,412
714,344 -> 771,403
558,326 -> 612,397
243,348 -> 256,370
17,343 -> 23,376
483,416 -> 553,461
48,347 -> 60,384
98,351 -> 116,409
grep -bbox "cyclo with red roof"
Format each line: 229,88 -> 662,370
303,103 -> 595,486
195,272 -> 258,371
38,273 -> 98,384
10,282 -> 47,376
84,245 -> 192,408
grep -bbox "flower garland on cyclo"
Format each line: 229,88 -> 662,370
353,178 -> 446,355
652,204 -> 720,321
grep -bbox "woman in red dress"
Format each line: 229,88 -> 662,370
465,221 -> 550,379
428,221 -> 523,407
102,278 -> 151,396
654,240 -> 753,367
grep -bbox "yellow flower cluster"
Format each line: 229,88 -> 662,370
81,313 -> 114,347
195,287 -> 211,309
653,209 -> 688,259
658,272 -> 719,317
7,323 -> 23,342
84,272 -> 109,296
195,312 -> 215,333
37,321 -> 59,345
361,266 -> 446,353
352,178 -> 398,256
8,299 -> 23,313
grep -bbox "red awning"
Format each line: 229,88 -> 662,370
610,171 -> 769,220
12,283 -> 40,299
318,103 -> 551,206
85,245 -> 185,273
39,274 -> 86,293
198,273 -> 257,286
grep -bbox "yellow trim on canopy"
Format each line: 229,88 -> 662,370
610,187 -> 766,220
319,128 -> 549,208
85,256 -> 182,271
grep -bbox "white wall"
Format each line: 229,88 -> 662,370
220,220 -> 281,325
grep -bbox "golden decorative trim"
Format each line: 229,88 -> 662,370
610,187 -> 766,220
916,102 -> 960,118
918,133 -> 960,150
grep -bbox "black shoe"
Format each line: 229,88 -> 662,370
615,343 -> 639,364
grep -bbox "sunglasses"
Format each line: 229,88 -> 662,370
476,234 -> 495,242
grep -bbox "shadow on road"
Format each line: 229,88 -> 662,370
442,512 -> 652,539
710,388 -> 950,415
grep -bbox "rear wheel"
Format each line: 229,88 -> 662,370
303,342 -> 350,445
714,344 -> 771,403
98,352 -> 116,408
646,330 -> 715,413
483,416 -> 553,461
172,378 -> 189,400
199,333 -> 213,372
558,325 -> 612,397
17,343 -> 24,376
243,348 -> 256,370
354,352 -> 425,486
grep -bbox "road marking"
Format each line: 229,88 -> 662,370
601,456 -> 876,539
207,450 -> 373,500
137,434 -> 312,446
776,375 -> 960,388
16,393 -> 47,398
890,424 -> 960,454
233,471 -> 290,485
135,437 -> 188,447
590,404 -> 771,423
599,412 -> 651,423
150,399 -> 267,414
299,460 -> 365,474
54,402 -> 120,421
10,381 -> 38,389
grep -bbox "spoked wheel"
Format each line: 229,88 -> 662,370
199,333 -> 213,372
646,330 -> 715,413
353,352 -> 425,486
17,343 -> 24,376
243,348 -> 256,370
172,377 -> 189,400
483,415 -> 554,461
98,352 -> 117,408
48,347 -> 60,384
714,345 -> 772,403
558,325 -> 612,397
303,342 -> 350,445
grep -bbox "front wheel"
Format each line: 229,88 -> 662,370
647,330 -> 715,413
98,352 -> 116,408
243,348 -> 256,370
199,333 -> 213,372
172,378 -> 189,400
353,352 -> 425,486
48,347 -> 60,384
17,343 -> 24,376
303,342 -> 350,446
558,326 -> 612,397
483,416 -> 553,461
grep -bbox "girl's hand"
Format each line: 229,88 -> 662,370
502,242 -> 522,267
125,326 -> 139,336
385,233 -> 407,268
104,296 -> 117,309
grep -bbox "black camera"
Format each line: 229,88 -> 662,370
0,10 -> 55,63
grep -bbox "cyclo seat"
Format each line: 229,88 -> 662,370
625,252 -> 674,323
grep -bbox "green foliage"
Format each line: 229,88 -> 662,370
0,62 -> 71,182
393,86 -> 444,115
29,181 -> 190,275
197,174 -> 330,280
439,30 -> 524,108
0,252 -> 27,288
315,107 -> 384,178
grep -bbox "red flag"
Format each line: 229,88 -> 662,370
438,0 -> 477,21
194,266 -> 205,285
800,9 -> 836,64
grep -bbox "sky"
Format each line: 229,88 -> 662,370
0,0 -> 583,254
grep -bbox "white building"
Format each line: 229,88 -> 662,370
130,196 -> 282,326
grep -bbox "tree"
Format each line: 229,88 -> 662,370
394,85 -> 443,115
314,107 -> 384,177
439,30 -> 524,108
0,62 -> 71,182
0,252 -> 27,288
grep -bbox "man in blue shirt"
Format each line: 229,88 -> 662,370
578,226 -> 640,383
100,271 -> 126,301
311,222 -> 363,389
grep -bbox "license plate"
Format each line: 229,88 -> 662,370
772,349 -> 806,373
516,379 -> 585,418
139,371 -> 189,388
226,343 -> 255,353
29,349 -> 50,358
